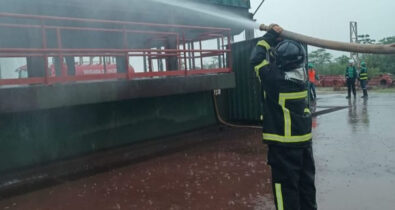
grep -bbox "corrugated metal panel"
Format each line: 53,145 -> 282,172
195,0 -> 250,8
225,38 -> 261,123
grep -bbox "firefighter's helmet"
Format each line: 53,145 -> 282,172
274,40 -> 306,71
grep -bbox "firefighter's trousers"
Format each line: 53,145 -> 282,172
268,145 -> 317,210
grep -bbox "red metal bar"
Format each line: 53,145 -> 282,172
40,19 -> 50,84
176,34 -> 181,71
56,28 -> 67,78
49,73 -> 128,83
187,68 -> 231,75
133,71 -> 185,78
199,40 -> 203,69
191,42 -> 196,70
0,12 -> 232,86
182,32 -> 187,74
148,52 -> 153,73
221,36 -> 226,68
227,31 -> 232,72
0,23 -> 179,37
0,78 -> 46,85
0,48 -> 230,53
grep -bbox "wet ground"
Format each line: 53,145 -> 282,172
314,92 -> 395,210
0,92 -> 394,209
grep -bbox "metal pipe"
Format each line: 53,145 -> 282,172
259,24 -> 395,54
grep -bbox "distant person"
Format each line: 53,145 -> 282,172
345,61 -> 357,99
250,24 -> 317,210
308,63 -> 319,101
359,61 -> 368,98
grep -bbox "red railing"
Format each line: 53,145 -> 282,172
0,13 -> 232,86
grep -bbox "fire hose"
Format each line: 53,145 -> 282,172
215,24 -> 395,129
259,24 -> 395,54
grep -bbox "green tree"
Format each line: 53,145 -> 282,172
308,48 -> 333,65
334,55 -> 350,65
360,36 -> 395,74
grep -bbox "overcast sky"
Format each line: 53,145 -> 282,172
249,0 -> 395,57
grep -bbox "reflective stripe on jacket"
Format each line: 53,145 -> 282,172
359,67 -> 368,80
250,34 -> 312,147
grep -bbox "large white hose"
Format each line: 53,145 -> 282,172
259,24 -> 395,54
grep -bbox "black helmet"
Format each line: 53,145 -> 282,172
274,40 -> 306,71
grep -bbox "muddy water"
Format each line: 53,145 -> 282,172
314,93 -> 395,210
0,128 -> 275,210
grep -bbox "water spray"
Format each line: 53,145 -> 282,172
150,0 -> 259,30
150,0 -> 395,54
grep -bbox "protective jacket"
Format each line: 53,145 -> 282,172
359,65 -> 368,80
345,66 -> 357,79
308,68 -> 319,83
250,31 -> 312,148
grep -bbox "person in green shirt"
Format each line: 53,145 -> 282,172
359,61 -> 368,98
345,61 -> 357,99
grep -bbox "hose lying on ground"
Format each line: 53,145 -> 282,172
259,24 -> 395,54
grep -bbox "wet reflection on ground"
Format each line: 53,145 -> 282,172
0,93 -> 394,209
314,93 -> 395,210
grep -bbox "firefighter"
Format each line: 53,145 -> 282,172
250,25 -> 317,210
308,63 -> 319,101
359,61 -> 368,98
345,61 -> 357,99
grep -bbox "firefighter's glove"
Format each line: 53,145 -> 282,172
268,24 -> 283,36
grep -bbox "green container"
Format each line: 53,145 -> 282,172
222,38 -> 262,123
0,92 -> 217,173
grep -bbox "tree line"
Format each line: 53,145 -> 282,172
308,36 -> 395,78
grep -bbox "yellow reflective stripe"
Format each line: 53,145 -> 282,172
254,60 -> 269,82
257,40 -> 271,51
360,73 -> 368,80
304,108 -> 311,114
260,115 -> 264,121
279,91 -> 308,136
275,183 -> 284,210
263,133 -> 312,143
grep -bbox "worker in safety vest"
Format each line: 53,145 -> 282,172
345,61 -> 357,99
359,61 -> 368,98
308,63 -> 319,101
250,25 -> 317,210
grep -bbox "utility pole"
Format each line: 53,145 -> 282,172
245,0 -> 266,40
245,13 -> 255,40
349,21 -> 359,64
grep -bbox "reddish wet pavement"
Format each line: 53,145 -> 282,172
1,92 -> 395,210
0,128 -> 275,210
